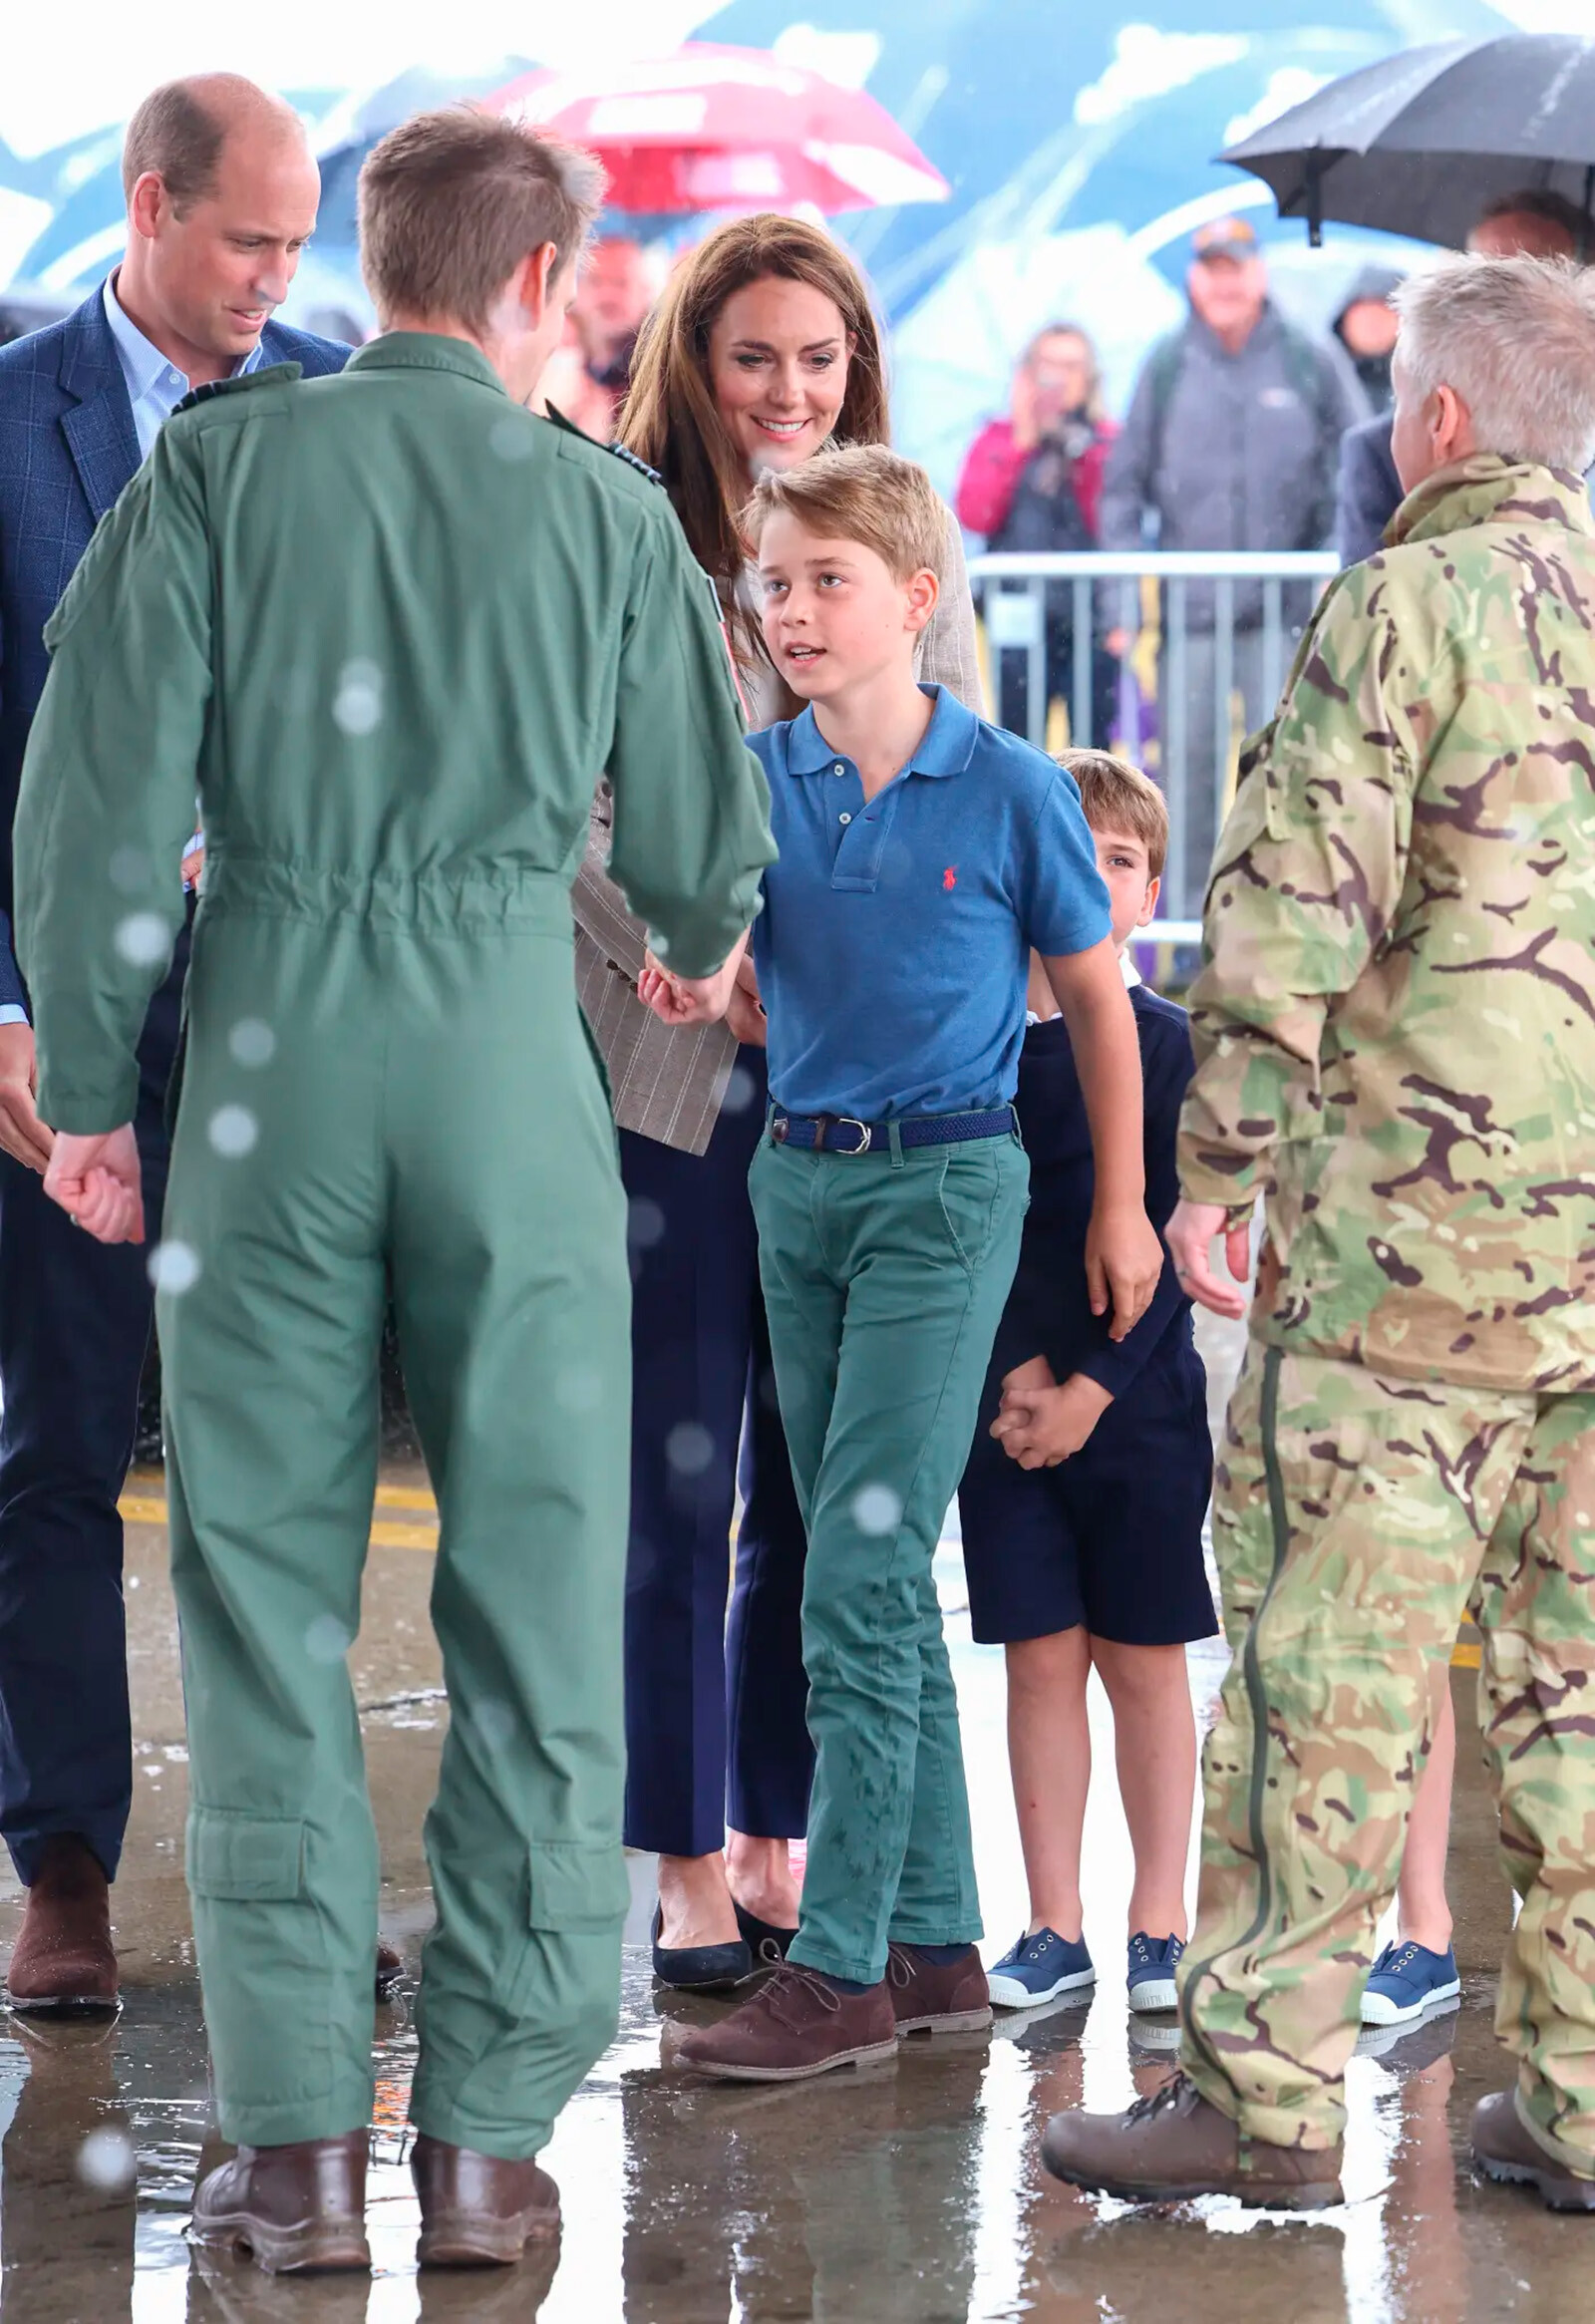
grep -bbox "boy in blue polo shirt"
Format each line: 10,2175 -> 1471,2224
639,446 -> 1162,2083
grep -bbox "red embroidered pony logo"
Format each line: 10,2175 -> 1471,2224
943,867 -> 957,890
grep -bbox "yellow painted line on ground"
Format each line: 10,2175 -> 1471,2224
119,1492 -> 439,1553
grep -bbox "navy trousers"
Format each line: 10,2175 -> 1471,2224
620,1046 -> 812,1858
0,933 -> 186,1885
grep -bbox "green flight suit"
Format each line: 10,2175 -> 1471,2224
13,336 -> 774,2157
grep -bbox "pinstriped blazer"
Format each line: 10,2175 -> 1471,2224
573,509 -> 984,1154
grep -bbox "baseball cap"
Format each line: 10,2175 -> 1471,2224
1192,215 -> 1260,263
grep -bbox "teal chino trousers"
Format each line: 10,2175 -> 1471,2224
749,1130 -> 1028,1984
160,876 -> 632,2158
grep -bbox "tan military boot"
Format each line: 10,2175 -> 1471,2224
1042,2070 -> 1344,2208
1472,2089 -> 1595,2211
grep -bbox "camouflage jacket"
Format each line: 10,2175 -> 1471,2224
1179,455 -> 1595,1392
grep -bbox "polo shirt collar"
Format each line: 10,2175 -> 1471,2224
786,684 -> 980,779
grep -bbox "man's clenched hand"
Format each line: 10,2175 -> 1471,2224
43,1128 -> 145,1244
0,1022 -> 53,1173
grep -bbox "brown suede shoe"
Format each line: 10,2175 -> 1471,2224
1472,2088 -> 1595,2211
4,1834 -> 118,2015
1042,2070 -> 1344,2208
375,1938 -> 404,2001
412,2133 -> 561,2266
887,1943 -> 992,2036
190,2132 -> 372,2273
675,1962 -> 898,2083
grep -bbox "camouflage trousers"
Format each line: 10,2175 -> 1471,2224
1177,1341 -> 1595,2162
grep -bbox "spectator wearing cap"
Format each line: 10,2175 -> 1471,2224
1336,192 -> 1586,570
1100,215 -> 1367,916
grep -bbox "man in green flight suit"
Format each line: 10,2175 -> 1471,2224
1043,252 -> 1595,2211
13,109 -> 773,2274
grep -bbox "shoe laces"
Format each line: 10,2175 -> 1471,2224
886,1946 -> 916,1991
1124,2070 -> 1198,2127
758,1963 -> 844,2031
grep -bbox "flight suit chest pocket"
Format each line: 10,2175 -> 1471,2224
527,1839 -> 631,1931
187,1809 -> 306,1899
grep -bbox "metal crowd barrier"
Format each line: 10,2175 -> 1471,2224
967,548 -> 1340,930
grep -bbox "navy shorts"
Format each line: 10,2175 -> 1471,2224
957,1353 -> 1218,1647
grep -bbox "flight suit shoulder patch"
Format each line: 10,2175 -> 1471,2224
171,362 -> 303,418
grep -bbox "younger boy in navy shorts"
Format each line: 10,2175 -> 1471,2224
958,752 -> 1217,2016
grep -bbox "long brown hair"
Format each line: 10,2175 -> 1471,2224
619,214 -> 891,582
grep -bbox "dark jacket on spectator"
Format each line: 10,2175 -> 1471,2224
1336,411 -> 1404,569
1100,302 -> 1367,628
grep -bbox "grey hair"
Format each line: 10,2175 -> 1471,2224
1394,252 -> 1595,475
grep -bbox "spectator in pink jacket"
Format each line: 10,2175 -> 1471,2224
957,324 -> 1120,746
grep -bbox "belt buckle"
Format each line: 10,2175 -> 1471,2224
771,1115 -> 790,1145
830,1118 -> 871,1156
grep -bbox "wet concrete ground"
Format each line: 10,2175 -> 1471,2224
2,1328 -> 1585,2320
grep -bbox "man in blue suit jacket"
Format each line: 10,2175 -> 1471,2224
0,73 -> 346,2010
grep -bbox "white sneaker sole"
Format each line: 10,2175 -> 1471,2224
988,1965 -> 1096,2011
1127,1976 -> 1179,2013
1360,1976 -> 1461,2027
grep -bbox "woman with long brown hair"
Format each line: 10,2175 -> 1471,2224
572,214 -> 981,1990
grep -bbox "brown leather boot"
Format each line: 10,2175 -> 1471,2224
1472,2089 -> 1595,2210
887,1943 -> 992,2036
375,1938 -> 404,2000
411,2133 -> 561,2267
4,1835 -> 118,2015
675,1962 -> 898,2082
190,2132 -> 372,2273
1042,2070 -> 1345,2208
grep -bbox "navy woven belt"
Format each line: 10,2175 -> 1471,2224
769,1107 -> 1016,1156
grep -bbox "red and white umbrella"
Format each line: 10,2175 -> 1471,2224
485,43 -> 950,216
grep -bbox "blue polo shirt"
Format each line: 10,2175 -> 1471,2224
748,685 -> 1112,1120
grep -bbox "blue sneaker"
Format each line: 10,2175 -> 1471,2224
1126,1932 -> 1184,2012
1361,1939 -> 1460,2027
987,1927 -> 1095,2010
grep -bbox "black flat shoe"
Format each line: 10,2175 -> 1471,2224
734,1902 -> 799,1968
651,1905 -> 753,1993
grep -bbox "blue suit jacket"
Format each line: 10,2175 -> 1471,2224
1335,411 -> 1403,571
0,285 -> 347,1009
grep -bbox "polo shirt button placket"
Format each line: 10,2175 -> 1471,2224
839,813 -> 851,826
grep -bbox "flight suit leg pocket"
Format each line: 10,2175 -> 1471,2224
507,1840 -> 631,2079
187,1808 -> 337,2113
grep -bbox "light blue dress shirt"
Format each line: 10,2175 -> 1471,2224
0,286 -> 267,1028
102,271 -> 264,459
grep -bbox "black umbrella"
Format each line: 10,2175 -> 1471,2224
1220,33 -> 1595,250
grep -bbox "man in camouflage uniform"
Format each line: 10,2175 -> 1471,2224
1043,251 -> 1595,2211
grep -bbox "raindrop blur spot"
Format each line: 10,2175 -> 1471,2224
627,1196 -> 666,1252
109,846 -> 152,895
723,1067 -> 757,1115
78,2127 -> 136,2192
333,659 -> 383,737
304,1615 -> 353,1665
475,1700 -> 515,1749
147,1240 -> 201,1296
115,912 -> 169,967
556,1365 -> 603,1416
666,1422 -> 715,1478
208,1104 -> 259,1159
489,414 -> 537,462
852,1484 -> 902,1537
228,1018 -> 276,1069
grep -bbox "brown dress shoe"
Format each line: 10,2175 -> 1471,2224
887,1943 -> 992,2036
4,1835 -> 118,2015
1042,2070 -> 1344,2208
411,2133 -> 560,2267
375,1938 -> 404,2000
675,1962 -> 898,2083
1472,2088 -> 1595,2210
190,2132 -> 372,2273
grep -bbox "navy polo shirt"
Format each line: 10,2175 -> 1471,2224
748,685 -> 1112,1120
